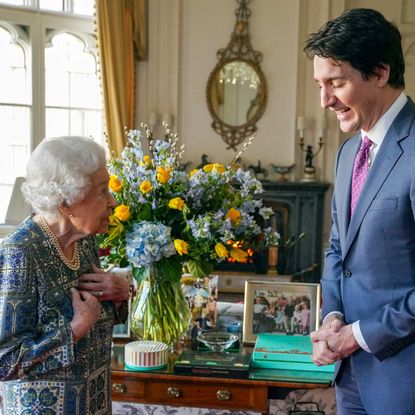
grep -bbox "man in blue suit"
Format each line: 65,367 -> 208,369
304,8 -> 415,415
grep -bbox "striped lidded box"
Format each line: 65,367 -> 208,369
124,340 -> 169,371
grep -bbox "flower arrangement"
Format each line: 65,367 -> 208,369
99,125 -> 281,344
98,125 -> 280,283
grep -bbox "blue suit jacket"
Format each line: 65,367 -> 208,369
323,97 -> 415,413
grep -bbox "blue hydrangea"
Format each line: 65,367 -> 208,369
126,221 -> 176,267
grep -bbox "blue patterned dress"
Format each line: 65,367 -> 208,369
0,217 -> 126,414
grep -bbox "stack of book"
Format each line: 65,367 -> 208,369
251,333 -> 335,383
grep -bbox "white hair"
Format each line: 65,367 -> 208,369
21,136 -> 107,218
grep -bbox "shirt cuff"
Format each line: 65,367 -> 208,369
352,320 -> 371,353
323,311 -> 344,324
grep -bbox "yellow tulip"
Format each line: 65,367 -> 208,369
189,168 -> 199,177
225,207 -> 241,225
139,180 -> 153,194
215,242 -> 228,258
108,175 -> 122,193
139,155 -> 152,167
203,163 -> 225,174
230,247 -> 248,262
174,239 -> 189,256
215,163 -> 226,174
168,197 -> 185,211
156,166 -> 171,184
113,204 -> 131,222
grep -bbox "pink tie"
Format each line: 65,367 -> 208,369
351,136 -> 372,215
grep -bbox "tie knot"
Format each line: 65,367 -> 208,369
362,136 -> 372,150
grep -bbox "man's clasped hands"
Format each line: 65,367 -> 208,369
311,315 -> 361,366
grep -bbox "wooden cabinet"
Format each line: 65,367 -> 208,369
111,368 -> 334,414
111,345 -> 330,414
112,370 -> 268,413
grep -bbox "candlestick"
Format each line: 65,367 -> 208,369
296,116 -> 305,130
268,246 -> 278,274
296,116 -> 305,138
298,115 -> 324,182
316,111 -> 326,138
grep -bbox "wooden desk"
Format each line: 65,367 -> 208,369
111,344 -> 330,414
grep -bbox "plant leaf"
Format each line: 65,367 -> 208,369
185,259 -> 214,278
155,256 -> 182,283
132,266 -> 150,284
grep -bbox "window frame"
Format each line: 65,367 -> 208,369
0,5 -> 99,228
0,4 -> 96,150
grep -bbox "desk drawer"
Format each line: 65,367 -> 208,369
146,379 -> 268,411
111,373 -> 146,402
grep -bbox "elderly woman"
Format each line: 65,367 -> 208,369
0,136 -> 130,415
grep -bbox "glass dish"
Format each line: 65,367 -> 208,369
197,332 -> 239,352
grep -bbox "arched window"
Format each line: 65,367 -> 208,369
0,24 -> 30,223
0,3 -> 101,228
45,32 -> 103,140
0,1 -> 94,16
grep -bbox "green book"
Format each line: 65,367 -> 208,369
252,333 -> 335,374
250,367 -> 334,384
174,349 -> 251,379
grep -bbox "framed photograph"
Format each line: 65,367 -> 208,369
181,274 -> 219,339
243,281 -> 321,344
109,266 -> 133,339
112,297 -> 132,338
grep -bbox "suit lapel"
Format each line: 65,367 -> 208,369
343,98 -> 415,259
338,138 -> 360,250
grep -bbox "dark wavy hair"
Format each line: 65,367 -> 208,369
303,8 -> 405,89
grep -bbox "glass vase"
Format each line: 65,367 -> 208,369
130,268 -> 191,346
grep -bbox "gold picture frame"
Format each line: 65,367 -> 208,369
243,281 -> 321,345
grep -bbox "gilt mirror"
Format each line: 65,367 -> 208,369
206,0 -> 267,150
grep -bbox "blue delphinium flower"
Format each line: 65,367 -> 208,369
259,206 -> 274,220
125,129 -> 144,159
264,226 -> 281,246
188,215 -> 212,240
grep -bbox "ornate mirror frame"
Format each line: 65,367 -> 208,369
206,0 -> 267,150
